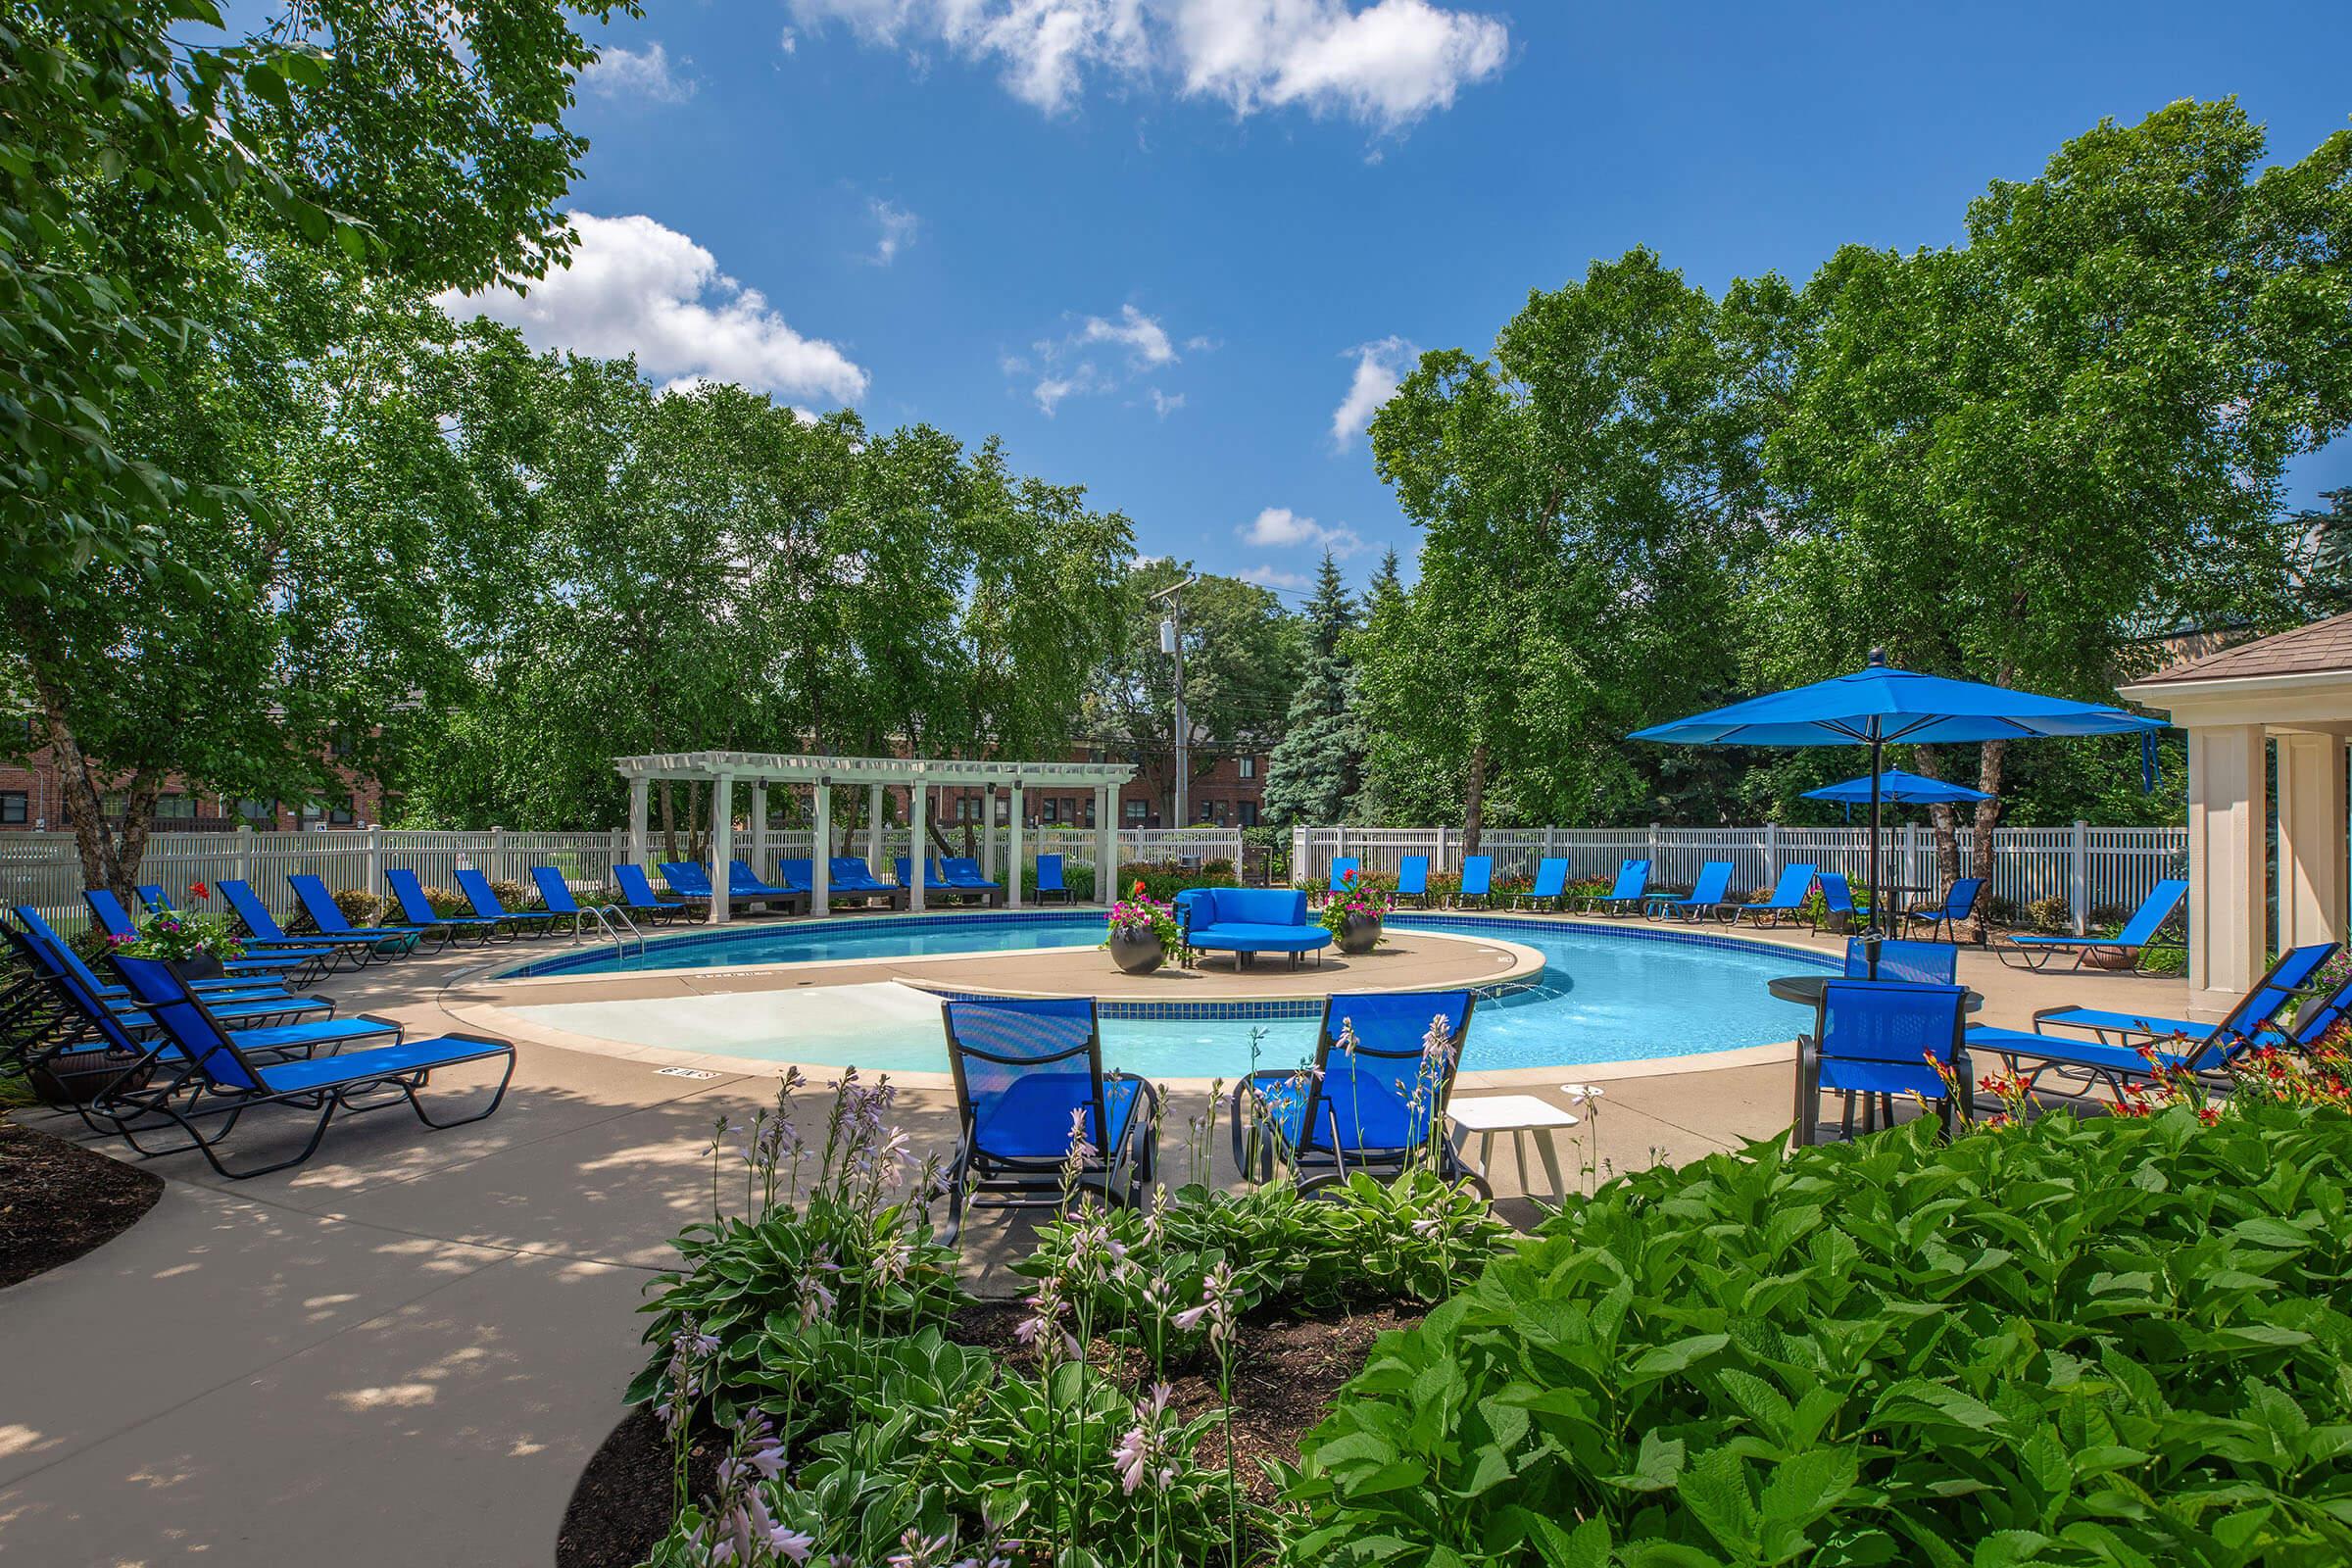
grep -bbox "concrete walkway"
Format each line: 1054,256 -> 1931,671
0,921 -> 2181,1565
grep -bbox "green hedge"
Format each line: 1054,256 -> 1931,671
1289,1105 -> 2352,1566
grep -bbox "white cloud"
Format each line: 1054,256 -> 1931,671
581,42 -> 698,104
1079,304 -> 1176,367
1330,334 -> 1415,449
1016,303 -> 1185,415
783,0 -> 1507,130
865,198 -> 920,265
1034,364 -> 1108,415
779,25 -> 799,53
441,213 -> 869,406
1237,564 -> 1311,591
1240,506 -> 1365,557
1148,388 -> 1185,417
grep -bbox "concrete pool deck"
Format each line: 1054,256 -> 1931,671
0,912 -> 2188,1565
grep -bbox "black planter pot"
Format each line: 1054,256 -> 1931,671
1108,927 -> 1166,976
167,953 -> 226,985
1338,910 -> 1382,956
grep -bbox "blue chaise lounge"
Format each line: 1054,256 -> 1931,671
1173,887 -> 1331,970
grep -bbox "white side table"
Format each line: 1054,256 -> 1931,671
1446,1094 -> 1580,1202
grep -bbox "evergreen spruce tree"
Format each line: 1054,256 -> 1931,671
1262,552 -> 1366,826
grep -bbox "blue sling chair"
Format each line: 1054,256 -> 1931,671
1230,990 -> 1478,1193
936,996 -> 1158,1244
383,867 -> 507,948
529,866 -> 632,938
1393,855 -> 1431,908
84,887 -> 333,984
1513,857 -> 1570,911
829,857 -> 910,909
14,905 -> 290,1008
1967,941 -> 2339,1102
211,880 -> 416,968
1737,863 -> 1819,928
454,867 -> 564,939
1808,871 -> 1857,935
659,859 -> 807,915
103,953 -> 514,1179
1904,877 -> 1985,943
1453,855 -> 1494,909
1644,860 -> 1738,923
1581,858 -> 1653,916
613,863 -> 697,924
1997,878 -> 2189,974
285,873 -> 423,950
939,858 -> 1007,906
1032,854 -> 1072,905
1795,980 -> 1973,1146
895,857 -> 971,906
1843,936 -> 1959,985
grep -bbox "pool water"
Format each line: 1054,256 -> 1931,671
505,913 -> 1823,1077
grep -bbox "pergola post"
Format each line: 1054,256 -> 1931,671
865,782 -> 886,873
627,775 -> 649,870
982,784 -> 999,883
1096,785 -> 1117,906
2186,724 -> 2267,1019
2276,730 -> 2346,954
908,778 -> 927,913
811,779 -> 832,917
1007,781 -> 1025,908
749,780 -> 768,884
710,772 -> 735,925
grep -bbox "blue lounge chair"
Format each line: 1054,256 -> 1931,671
383,868 -> 507,948
1394,855 -> 1431,909
1796,980 -> 1972,1145
453,867 -> 564,939
83,888 -> 333,982
1453,855 -> 1494,909
529,866 -> 628,938
1737,863 -> 1818,928
216,880 -> 415,968
658,860 -> 790,915
1644,860 -> 1737,924
1905,877 -> 1985,943
727,859 -> 810,915
940,858 -> 1007,907
1324,858 -> 1360,906
1967,941 -> 2339,1101
829,857 -> 909,910
1997,879 -> 2189,974
10,906 -> 287,1008
104,953 -> 514,1178
1230,990 -> 1478,1191
6,911 -> 329,1034
614,863 -> 698,925
285,874 -> 419,949
1580,858 -> 1652,916
1843,936 -> 1958,985
936,995 -> 1157,1244
1513,857 -> 1570,911
895,857 -> 968,906
1809,872 -> 1857,934
1032,854 -> 1071,905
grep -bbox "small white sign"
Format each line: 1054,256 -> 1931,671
654,1066 -> 720,1079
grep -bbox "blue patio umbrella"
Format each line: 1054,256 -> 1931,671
1631,652 -> 2164,970
1802,768 -> 1993,807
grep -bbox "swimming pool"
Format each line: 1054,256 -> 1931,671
500,912 -> 1828,1078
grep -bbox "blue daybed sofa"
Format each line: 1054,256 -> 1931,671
1173,887 -> 1331,969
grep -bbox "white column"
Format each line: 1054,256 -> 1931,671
627,775 -> 650,869
982,785 -> 999,882
908,779 -> 927,913
811,779 -> 832,917
710,774 -> 734,925
1097,785 -> 1117,906
365,825 -> 382,898
865,782 -> 885,873
1007,781 -> 1025,909
2276,731 -> 2346,955
749,780 -> 768,884
2186,725 -> 2267,1019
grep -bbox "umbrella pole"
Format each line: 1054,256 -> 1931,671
1867,733 -> 1884,980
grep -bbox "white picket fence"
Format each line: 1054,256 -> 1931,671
0,824 -> 1246,928
1290,822 -> 2188,936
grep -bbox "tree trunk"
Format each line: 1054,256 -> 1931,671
659,782 -> 678,862
1968,740 -> 2008,944
19,643 -> 158,902
1913,744 -> 1965,894
1462,742 -> 1489,856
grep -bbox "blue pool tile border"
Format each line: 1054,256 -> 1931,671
493,908 -> 1107,978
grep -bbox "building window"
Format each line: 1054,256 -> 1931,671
0,791 -> 25,824
1237,756 -> 1255,780
1041,798 -> 1057,824
328,805 -> 355,826
1084,799 -> 1097,828
1238,800 -> 1258,827
237,798 -> 276,823
155,794 -> 198,820
1124,799 -> 1147,823
329,731 -> 356,759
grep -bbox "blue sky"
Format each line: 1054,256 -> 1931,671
465,0 -> 2352,603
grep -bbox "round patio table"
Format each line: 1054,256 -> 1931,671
1768,974 -> 1984,1012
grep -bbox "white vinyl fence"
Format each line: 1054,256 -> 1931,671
1291,822 -> 2188,936
0,824 -> 1247,928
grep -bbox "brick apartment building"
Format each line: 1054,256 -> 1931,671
932,743 -> 1273,833
0,720 -> 387,833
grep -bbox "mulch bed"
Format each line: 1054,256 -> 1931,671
556,1298 -> 1421,1568
0,1119 -> 164,1290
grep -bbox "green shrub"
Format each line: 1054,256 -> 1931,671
1289,1104 -> 2352,1566
1119,858 -> 1240,904
328,886 -> 388,927
2024,894 -> 2074,933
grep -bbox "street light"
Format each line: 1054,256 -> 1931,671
1148,576 -> 1198,830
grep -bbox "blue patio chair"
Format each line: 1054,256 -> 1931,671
1394,855 -> 1431,908
383,868 -> 507,948
217,879 -> 414,968
104,953 -> 514,1179
1230,990 -> 1478,1192
727,859 -> 809,914
1644,860 -> 1737,923
1795,980 -> 1972,1146
1513,857 -> 1570,911
829,858 -> 909,909
1581,858 -> 1652,916
1032,854 -> 1072,905
1453,855 -> 1494,909
1843,936 -> 1958,985
1324,858 -> 1360,907
614,863 -> 698,924
529,866 -> 625,937
936,996 -> 1157,1243
10,906 -> 285,1008
1737,863 -> 1818,928
7,909 -> 327,1033
895,857 -> 968,904
82,887 -> 333,983
285,874 -> 420,949
1904,877 -> 1985,943
1968,941 -> 2338,1102
1808,872 -> 1857,934
454,867 -> 564,939
1997,879 -> 2188,974
940,858 -> 1007,907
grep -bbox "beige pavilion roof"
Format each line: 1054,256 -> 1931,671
2132,612 -> 2352,687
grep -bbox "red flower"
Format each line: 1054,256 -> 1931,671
1132,879 -> 1146,898
189,881 -> 210,900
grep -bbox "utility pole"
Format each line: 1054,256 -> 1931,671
1148,575 -> 1198,830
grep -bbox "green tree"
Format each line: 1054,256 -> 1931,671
2296,488 -> 2352,616
1261,553 -> 1365,827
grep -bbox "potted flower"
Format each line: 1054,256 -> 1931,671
110,892 -> 246,983
1319,870 -> 1384,956
1104,880 -> 1182,975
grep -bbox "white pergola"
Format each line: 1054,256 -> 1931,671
2123,613 -> 2352,1020
614,751 -> 1138,923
